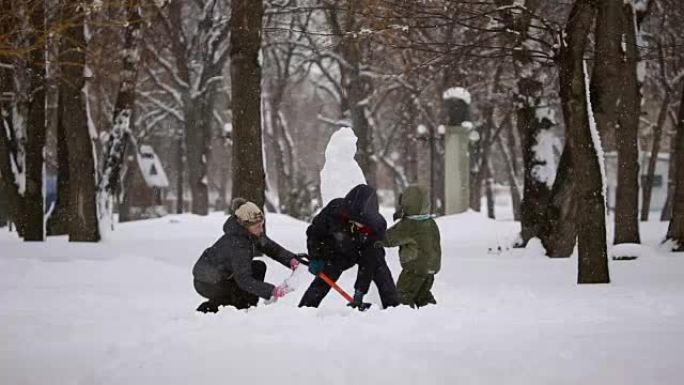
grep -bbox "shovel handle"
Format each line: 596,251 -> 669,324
318,272 -> 354,303
296,254 -> 355,304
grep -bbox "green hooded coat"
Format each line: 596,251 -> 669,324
383,185 -> 441,275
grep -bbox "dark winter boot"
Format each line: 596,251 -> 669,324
196,300 -> 220,313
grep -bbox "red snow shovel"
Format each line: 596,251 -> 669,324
296,255 -> 371,311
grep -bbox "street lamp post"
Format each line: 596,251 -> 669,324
415,124 -> 445,215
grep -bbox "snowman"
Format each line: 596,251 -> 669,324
319,126 -> 367,206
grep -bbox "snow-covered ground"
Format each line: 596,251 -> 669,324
1,210 -> 683,385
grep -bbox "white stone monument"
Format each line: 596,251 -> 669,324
442,87 -> 473,215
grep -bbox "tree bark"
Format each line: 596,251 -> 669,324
469,130 -> 483,212
61,2 -> 99,242
0,30 -> 26,235
484,156 -> 495,219
496,135 -> 522,221
471,106 -> 496,212
590,0 -> 622,152
613,3 -> 641,245
184,96 -> 211,215
99,0 -> 142,222
541,144 -> 576,258
230,0 -> 266,209
46,106 -> 70,235
405,95 -> 419,184
662,110 -> 678,221
266,74 -> 292,214
503,115 -> 522,220
118,154 -> 135,223
641,90 -> 671,220
517,104 -> 552,245
0,112 -> 26,235
23,0 -> 47,241
560,0 -> 609,283
175,129 -> 184,214
510,0 -> 552,245
665,83 -> 684,250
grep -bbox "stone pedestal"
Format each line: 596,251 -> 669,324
444,124 -> 470,214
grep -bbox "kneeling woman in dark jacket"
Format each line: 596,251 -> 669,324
192,198 -> 300,312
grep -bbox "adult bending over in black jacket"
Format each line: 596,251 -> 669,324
192,198 -> 301,313
299,184 -> 400,309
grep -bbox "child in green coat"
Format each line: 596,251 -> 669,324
382,185 -> 441,308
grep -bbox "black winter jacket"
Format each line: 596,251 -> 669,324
306,184 -> 387,294
192,216 -> 295,299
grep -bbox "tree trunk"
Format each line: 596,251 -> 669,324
61,2 -> 99,242
99,0 -> 142,222
23,0 -> 47,241
469,135 -> 483,212
641,91 -> 671,220
517,105 -> 552,245
118,155 -> 135,223
496,135 -> 522,221
230,0 -> 265,209
349,73 -> 376,187
267,77 -> 291,214
46,107 -> 70,235
502,115 -> 522,220
0,47 -> 26,235
175,130 -> 184,214
0,114 -> 26,236
541,144 -> 576,258
510,0 -> 553,245
662,111 -> 678,221
184,97 -> 210,215
613,3 -> 641,245
665,83 -> 684,250
469,122 -> 484,212
590,0 -> 622,152
484,157 -> 495,219
561,0 -> 609,283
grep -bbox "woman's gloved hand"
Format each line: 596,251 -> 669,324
272,283 -> 291,298
289,258 -> 300,270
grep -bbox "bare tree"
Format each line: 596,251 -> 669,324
501,0 -> 557,245
613,1 -> 648,245
23,0 -> 48,241
60,1 -> 99,242
231,0 -> 266,208
590,0 -> 622,152
0,0 -> 28,236
559,0 -> 609,283
145,0 -> 231,215
641,46 -> 672,220
262,3 -> 319,218
98,0 -> 143,226
665,82 -> 684,250
642,0 -> 684,220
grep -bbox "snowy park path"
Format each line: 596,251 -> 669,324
2,211 -> 683,385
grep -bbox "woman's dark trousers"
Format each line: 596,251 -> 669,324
194,260 -> 267,310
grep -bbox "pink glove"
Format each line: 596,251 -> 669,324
272,283 -> 291,298
289,258 -> 300,270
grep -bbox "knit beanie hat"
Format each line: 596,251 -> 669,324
231,198 -> 264,226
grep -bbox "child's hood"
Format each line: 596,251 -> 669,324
401,185 -> 430,216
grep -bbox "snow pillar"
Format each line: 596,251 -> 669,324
443,87 -> 472,215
